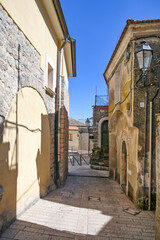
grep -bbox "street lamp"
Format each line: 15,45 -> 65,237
85,118 -> 90,127
136,40 -> 153,76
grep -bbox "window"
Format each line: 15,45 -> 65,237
46,55 -> 56,95
69,134 -> 73,141
114,65 -> 121,105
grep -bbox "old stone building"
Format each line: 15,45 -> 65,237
68,118 -> 84,153
92,95 -> 109,150
0,0 -> 76,232
104,19 -> 160,210
156,114 -> 160,239
68,117 -> 93,155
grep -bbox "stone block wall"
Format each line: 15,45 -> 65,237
156,113 -> 160,240
0,5 -> 56,191
134,39 -> 160,208
78,126 -> 93,155
92,106 -> 108,148
59,106 -> 68,185
59,76 -> 69,185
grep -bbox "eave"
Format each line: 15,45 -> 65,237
39,0 -> 76,77
103,19 -> 160,86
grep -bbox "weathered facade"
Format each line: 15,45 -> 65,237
92,105 -> 109,149
0,0 -> 76,232
68,118 -> 93,155
78,125 -> 93,155
68,118 -> 83,153
104,19 -> 160,209
156,113 -> 160,240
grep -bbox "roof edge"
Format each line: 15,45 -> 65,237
52,0 -> 76,77
70,38 -> 76,77
52,0 -> 69,39
103,19 -> 160,83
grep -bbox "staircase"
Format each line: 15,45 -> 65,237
90,150 -> 109,171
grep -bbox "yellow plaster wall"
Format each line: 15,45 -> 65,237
0,87 -> 50,218
108,56 -> 139,202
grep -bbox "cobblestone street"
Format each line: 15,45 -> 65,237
0,161 -> 155,240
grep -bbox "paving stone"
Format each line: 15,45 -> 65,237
0,164 -> 155,239
1,228 -> 20,238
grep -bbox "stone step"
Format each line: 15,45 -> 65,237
90,160 -> 109,167
90,164 -> 109,171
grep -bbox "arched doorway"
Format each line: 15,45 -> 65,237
121,141 -> 127,193
2,87 -> 51,216
101,120 -> 109,149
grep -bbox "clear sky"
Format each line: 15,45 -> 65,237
60,0 -> 160,121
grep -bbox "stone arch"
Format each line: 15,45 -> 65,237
109,110 -> 129,180
98,117 -> 108,148
1,87 -> 51,216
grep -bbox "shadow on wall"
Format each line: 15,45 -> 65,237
0,142 -> 17,231
0,88 -> 51,233
36,114 -> 51,197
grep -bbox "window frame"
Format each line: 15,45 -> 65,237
114,65 -> 121,105
46,54 -> 56,95
69,133 -> 73,141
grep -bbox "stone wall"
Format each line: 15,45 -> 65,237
78,126 -> 93,155
59,76 -> 69,185
0,6 -> 56,191
92,106 -> 108,148
134,39 -> 160,208
155,113 -> 160,240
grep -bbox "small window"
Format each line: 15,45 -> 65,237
114,65 -> 121,105
46,55 -> 55,95
69,134 -> 73,141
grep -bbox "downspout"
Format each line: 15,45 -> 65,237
55,36 -> 70,185
149,88 -> 159,209
149,100 -> 152,210
143,89 -> 148,209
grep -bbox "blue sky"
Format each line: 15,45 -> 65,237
60,0 -> 160,121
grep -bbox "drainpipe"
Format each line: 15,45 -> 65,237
55,36 -> 70,185
149,101 -> 152,210
143,90 -> 148,209
148,88 -> 159,209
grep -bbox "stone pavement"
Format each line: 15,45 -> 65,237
0,163 -> 155,240
68,156 -> 109,178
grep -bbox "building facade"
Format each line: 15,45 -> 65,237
68,117 -> 93,155
0,0 -> 76,231
104,19 -> 160,209
68,118 -> 83,153
92,97 -> 109,150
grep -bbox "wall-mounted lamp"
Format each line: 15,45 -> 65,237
85,118 -> 90,127
136,40 -> 153,76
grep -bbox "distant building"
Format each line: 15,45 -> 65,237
69,118 -> 84,153
68,118 -> 93,155
92,95 -> 109,150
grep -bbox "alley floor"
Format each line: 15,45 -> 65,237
0,160 -> 155,240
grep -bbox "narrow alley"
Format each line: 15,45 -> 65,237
1,160 -> 155,240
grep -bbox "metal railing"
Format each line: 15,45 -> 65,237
95,95 -> 109,106
68,154 -> 90,166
